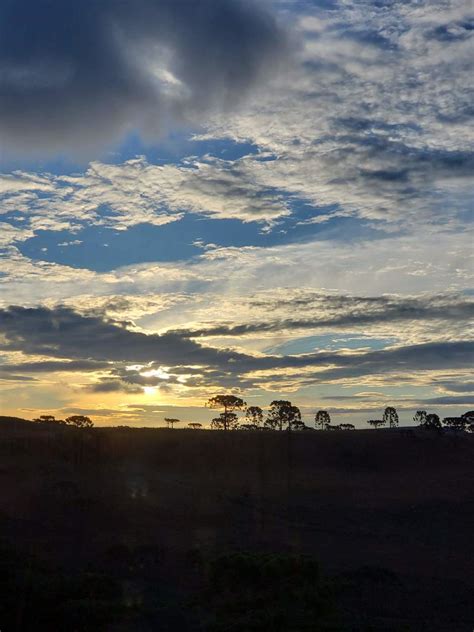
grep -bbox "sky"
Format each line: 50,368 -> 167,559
0,0 -> 473,428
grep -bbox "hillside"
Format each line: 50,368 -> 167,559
0,420 -> 473,630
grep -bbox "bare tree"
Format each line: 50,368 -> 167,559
206,395 -> 246,431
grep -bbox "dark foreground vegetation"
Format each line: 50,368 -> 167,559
1,415 -> 473,631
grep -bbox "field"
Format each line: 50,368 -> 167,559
0,416 -> 473,631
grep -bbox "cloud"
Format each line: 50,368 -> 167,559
1,306 -> 472,393
422,395 -> 474,406
0,359 -> 111,373
0,0 -> 286,154
86,379 -> 143,394
434,380 -> 474,394
0,304 -> 247,367
170,293 -> 474,338
202,0 -> 474,231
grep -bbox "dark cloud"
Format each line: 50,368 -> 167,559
427,19 -> 474,42
434,380 -> 474,394
422,395 -> 474,406
0,359 -> 110,373
0,305 -> 246,366
0,0 -> 286,153
172,294 -> 474,338
0,374 -> 37,382
86,379 -> 143,394
1,306 -> 472,390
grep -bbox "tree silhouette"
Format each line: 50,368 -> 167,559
206,395 -> 246,431
462,410 -> 474,420
315,410 -> 330,431
33,415 -> 65,425
65,415 -> 93,428
164,417 -> 180,429
265,400 -> 303,431
245,406 -> 264,428
423,413 -> 441,431
461,411 -> 474,427
188,422 -> 202,430
211,412 -> 240,431
367,419 -> 384,429
442,416 -> 467,431
339,423 -> 355,430
383,406 -> 399,428
413,410 -> 427,426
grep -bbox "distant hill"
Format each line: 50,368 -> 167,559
0,415 -> 33,426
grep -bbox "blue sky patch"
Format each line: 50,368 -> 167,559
264,334 -> 396,356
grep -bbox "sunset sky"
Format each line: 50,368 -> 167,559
0,0 -> 472,427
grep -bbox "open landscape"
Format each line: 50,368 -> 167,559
1,0 -> 472,629
1,416 -> 473,631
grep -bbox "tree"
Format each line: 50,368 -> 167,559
245,406 -> 264,428
33,415 -> 65,425
367,419 -> 384,429
442,417 -> 467,431
339,423 -> 355,430
206,395 -> 246,431
164,417 -> 180,429
462,411 -> 474,433
461,410 -> 474,424
383,406 -> 399,428
65,415 -> 93,429
265,400 -> 303,431
413,410 -> 427,426
423,413 -> 441,431
188,422 -> 202,430
211,412 -> 240,431
315,410 -> 330,431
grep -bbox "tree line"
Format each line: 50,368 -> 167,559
33,414 -> 94,428
202,396 -> 474,433
31,402 -> 474,433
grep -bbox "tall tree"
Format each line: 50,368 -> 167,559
245,406 -> 264,428
206,395 -> 246,431
164,417 -> 180,429
315,410 -> 331,431
383,406 -> 399,428
211,412 -> 240,431
265,400 -> 303,431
